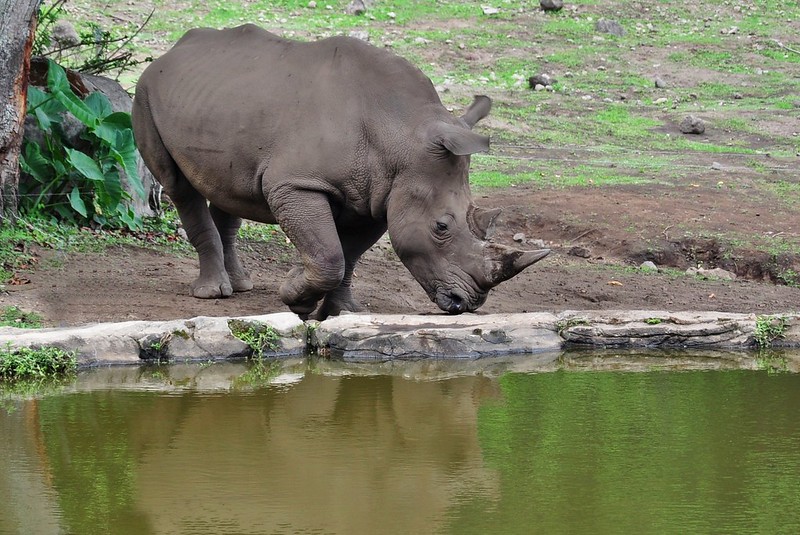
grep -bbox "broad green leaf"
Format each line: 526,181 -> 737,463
47,60 -> 98,128
66,148 -> 105,182
20,142 -> 54,184
68,187 -> 88,217
101,167 -> 123,209
110,129 -> 145,198
28,86 -> 66,130
84,92 -> 113,119
93,112 -> 133,145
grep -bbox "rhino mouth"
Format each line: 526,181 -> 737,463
434,287 -> 487,314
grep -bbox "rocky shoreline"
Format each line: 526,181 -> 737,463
2,310 -> 798,366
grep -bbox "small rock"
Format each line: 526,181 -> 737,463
348,30 -> 369,41
680,115 -> 706,134
528,73 -> 556,88
540,0 -> 564,11
481,5 -> 500,15
654,77 -> 667,89
534,83 -> 545,91
595,19 -> 625,37
733,92 -> 743,99
711,161 -> 723,170
345,0 -> 366,15
529,239 -> 547,248
568,246 -> 591,259
687,267 -> 736,280
52,21 -> 81,47
177,228 -> 188,241
640,261 -> 658,272
705,268 -> 736,280
513,232 -> 526,243
307,0 -> 317,8
654,97 -> 669,104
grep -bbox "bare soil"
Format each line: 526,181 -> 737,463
5,174 -> 800,327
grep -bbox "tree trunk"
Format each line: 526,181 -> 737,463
0,0 -> 41,222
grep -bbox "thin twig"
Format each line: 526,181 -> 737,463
772,39 -> 800,55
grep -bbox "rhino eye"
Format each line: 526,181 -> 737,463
435,221 -> 449,232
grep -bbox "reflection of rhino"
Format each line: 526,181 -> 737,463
132,25 -> 548,319
134,374 -> 501,533
3,371 -> 501,533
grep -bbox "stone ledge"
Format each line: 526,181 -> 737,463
0,310 -> 798,366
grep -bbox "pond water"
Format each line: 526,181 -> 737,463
2,353 -> 800,534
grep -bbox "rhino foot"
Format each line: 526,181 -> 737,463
313,288 -> 365,321
230,277 -> 254,293
191,278 -> 233,299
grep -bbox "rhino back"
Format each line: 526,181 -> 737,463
137,25 -> 442,221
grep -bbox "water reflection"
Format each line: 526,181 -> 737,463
1,353 -> 800,534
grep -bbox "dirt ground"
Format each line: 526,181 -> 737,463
5,175 -> 800,327
4,1 -> 799,327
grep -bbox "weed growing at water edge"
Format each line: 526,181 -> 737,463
0,344 -> 77,382
753,315 -> 789,349
229,321 -> 281,358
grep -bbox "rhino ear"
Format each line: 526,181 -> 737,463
432,122 -> 490,156
460,95 -> 492,129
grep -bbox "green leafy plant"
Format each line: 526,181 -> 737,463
229,321 -> 281,358
0,344 -> 77,382
20,60 -> 144,230
753,315 -> 789,349
645,318 -> 663,325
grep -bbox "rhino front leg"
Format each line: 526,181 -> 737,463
209,204 -> 253,292
313,223 -> 387,320
270,188 -> 345,318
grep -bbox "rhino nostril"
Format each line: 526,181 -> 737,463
447,291 -> 467,314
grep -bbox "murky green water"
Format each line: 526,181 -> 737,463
2,355 -> 800,534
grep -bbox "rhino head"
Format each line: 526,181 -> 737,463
387,96 -> 550,314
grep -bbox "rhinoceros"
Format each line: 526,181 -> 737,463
132,24 -> 549,319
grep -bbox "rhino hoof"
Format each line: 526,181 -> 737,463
231,278 -> 254,292
192,281 -> 233,299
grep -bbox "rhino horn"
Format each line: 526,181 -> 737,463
486,245 -> 550,286
468,206 -> 502,240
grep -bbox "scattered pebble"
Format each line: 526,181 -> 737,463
349,30 -> 369,41
540,0 -> 563,12
680,115 -> 706,134
654,77 -> 667,89
307,1 -> 317,8
640,261 -> 658,272
711,161 -> 723,170
568,246 -> 591,258
595,19 -> 625,37
513,232 -> 526,243
481,5 -> 500,15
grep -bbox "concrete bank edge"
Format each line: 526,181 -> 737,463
1,310 -> 799,367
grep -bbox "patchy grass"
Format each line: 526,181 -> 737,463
0,307 -> 43,329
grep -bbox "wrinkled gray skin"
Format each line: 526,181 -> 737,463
132,25 -> 549,320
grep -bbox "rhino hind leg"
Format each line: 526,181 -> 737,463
209,204 -> 253,292
132,95 -> 232,299
173,187 -> 233,299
